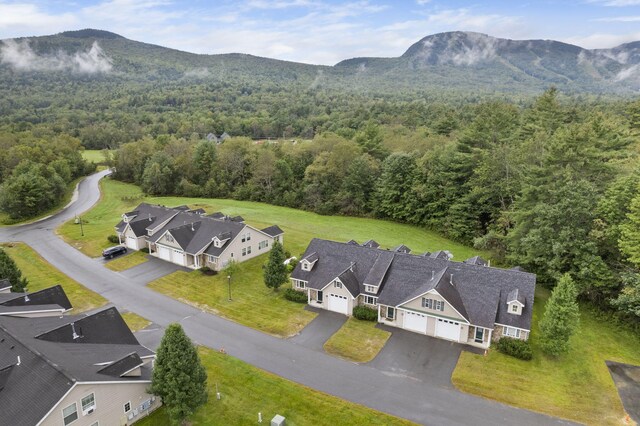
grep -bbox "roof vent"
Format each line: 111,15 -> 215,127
191,222 -> 195,232
16,356 -> 21,366
24,295 -> 30,302
148,213 -> 152,222
431,270 -> 435,280
71,322 -> 80,340
450,274 -> 454,286
349,261 -> 355,272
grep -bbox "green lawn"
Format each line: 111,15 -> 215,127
58,177 -> 487,261
137,347 -> 416,426
81,149 -> 112,164
148,256 -> 316,337
324,318 -> 391,363
452,287 -> 640,426
0,242 -> 107,313
105,251 -> 148,271
121,312 -> 152,332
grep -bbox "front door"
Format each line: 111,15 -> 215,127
475,327 -> 484,343
317,290 -> 323,303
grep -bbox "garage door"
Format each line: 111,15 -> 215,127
173,250 -> 185,266
158,245 -> 171,261
435,318 -> 461,341
126,236 -> 137,250
403,311 -> 428,333
327,293 -> 348,315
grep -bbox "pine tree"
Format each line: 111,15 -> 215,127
0,248 -> 28,292
150,323 -> 208,425
264,240 -> 287,291
620,190 -> 640,268
539,274 -> 580,356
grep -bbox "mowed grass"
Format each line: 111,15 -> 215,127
121,312 -> 152,332
148,255 -> 316,337
0,242 -> 107,313
58,178 -> 144,257
105,251 -> 148,271
136,347 -> 416,426
81,149 -> 112,164
452,287 -> 640,426
324,318 -> 391,363
58,178 -> 487,261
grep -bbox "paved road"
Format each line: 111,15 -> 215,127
0,171 -> 576,426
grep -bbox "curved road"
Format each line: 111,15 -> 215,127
0,171 -> 574,426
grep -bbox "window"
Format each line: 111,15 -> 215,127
364,285 -> 376,293
258,240 -> 268,249
295,280 -> 306,289
81,393 -> 96,413
364,295 -> 377,305
274,236 -> 280,242
241,232 -> 251,242
230,252 -> 234,258
124,402 -> 131,413
207,255 -> 217,264
386,307 -> 395,320
503,327 -> 521,338
246,233 -> 251,241
334,281 -> 342,288
317,290 -> 323,303
63,403 -> 78,425
242,247 -> 252,256
511,304 -> 518,313
301,261 -> 310,271
422,297 -> 444,311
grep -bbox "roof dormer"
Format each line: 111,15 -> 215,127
212,232 -> 232,248
300,252 -> 319,271
507,288 -> 525,316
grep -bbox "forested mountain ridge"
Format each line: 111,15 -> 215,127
2,29 -> 639,94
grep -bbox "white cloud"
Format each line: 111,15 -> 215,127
563,31 -> 640,48
416,0 -> 431,5
588,0 -> 640,6
0,39 -> 112,73
615,64 -> 640,81
594,15 -> 640,21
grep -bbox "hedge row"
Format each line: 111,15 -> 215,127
496,337 -> 533,360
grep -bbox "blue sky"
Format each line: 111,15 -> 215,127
1,0 -> 639,64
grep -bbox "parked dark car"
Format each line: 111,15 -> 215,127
102,246 -> 127,259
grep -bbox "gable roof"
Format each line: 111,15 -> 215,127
362,239 -> 380,249
0,285 -> 72,311
507,288 -> 525,305
292,239 -> 536,330
430,250 -> 451,260
346,239 -> 359,245
464,256 -> 488,266
336,269 -> 359,297
0,306 -> 153,426
98,352 -> 143,377
392,244 -> 412,254
261,225 -> 284,237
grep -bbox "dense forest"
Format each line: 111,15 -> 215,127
0,128 -> 95,219
110,89 -> 640,326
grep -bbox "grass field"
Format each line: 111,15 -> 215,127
121,312 -> 152,332
452,287 -> 640,426
136,347 -> 416,426
58,177 -> 487,261
105,251 -> 148,271
324,318 -> 391,363
0,242 -> 107,313
148,256 -> 316,337
81,149 -> 112,164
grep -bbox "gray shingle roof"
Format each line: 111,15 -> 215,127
362,239 -> 380,248
261,225 -> 284,237
0,306 -> 153,426
0,304 -> 65,316
337,269 -> 360,297
0,279 -> 10,290
392,244 -> 412,254
346,239 -> 359,245
0,285 -> 72,311
363,251 -> 394,288
292,239 -> 536,330
464,256 -> 488,266
430,250 -> 451,260
98,352 -> 143,377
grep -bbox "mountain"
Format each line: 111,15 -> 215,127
1,29 -> 639,95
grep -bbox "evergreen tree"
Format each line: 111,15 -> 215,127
539,274 -> 580,356
373,153 -> 418,221
611,272 -> 640,319
150,323 -> 208,424
0,248 -> 28,292
353,122 -> 389,160
620,190 -> 640,268
264,240 -> 287,291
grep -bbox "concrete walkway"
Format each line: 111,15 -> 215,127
0,171 -> 577,426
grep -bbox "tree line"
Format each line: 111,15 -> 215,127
111,89 -> 640,325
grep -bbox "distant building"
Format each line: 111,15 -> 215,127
205,132 -> 231,144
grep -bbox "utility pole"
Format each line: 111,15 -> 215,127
227,275 -> 232,301
79,216 -> 84,237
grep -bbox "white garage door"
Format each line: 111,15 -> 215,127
403,311 -> 428,334
126,236 -> 137,250
158,245 -> 171,261
436,318 -> 461,341
327,293 -> 349,315
173,250 -> 185,266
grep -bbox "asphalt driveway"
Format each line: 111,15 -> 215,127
120,255 -> 191,284
607,360 -> 640,424
289,306 -> 348,351
369,325 -> 464,388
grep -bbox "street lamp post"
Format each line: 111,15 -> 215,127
227,275 -> 232,301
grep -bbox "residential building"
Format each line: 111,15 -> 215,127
115,203 -> 284,270
290,238 -> 535,349
0,287 -> 158,426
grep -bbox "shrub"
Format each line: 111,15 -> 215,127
140,247 -> 150,253
284,288 -> 307,303
107,234 -> 120,244
353,305 -> 378,321
199,266 -> 217,276
496,337 -> 533,360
